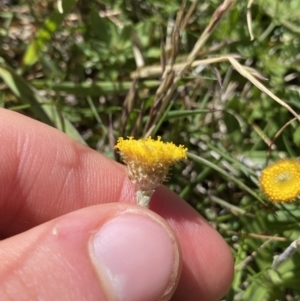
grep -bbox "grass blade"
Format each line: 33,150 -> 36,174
0,63 -> 86,144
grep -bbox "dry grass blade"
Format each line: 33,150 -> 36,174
131,56 -> 231,79
247,0 -> 255,40
186,0 -> 237,64
143,0 -> 237,137
228,57 -> 300,123
266,117 -> 298,162
235,238 -> 273,270
120,79 -> 137,137
143,3 -> 187,135
137,0 -> 237,136
144,70 -> 175,136
180,0 -> 198,32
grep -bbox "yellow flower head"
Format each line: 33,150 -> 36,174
115,137 -> 187,206
259,159 -> 300,203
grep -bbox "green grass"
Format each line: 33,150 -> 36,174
2,0 -> 300,299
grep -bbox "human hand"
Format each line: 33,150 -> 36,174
0,108 -> 233,301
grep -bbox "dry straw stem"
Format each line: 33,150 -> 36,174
120,79 -> 137,137
272,237 -> 300,269
136,0 -> 300,137
180,0 -> 198,33
247,0 -> 255,40
228,57 -> 300,123
247,234 -> 288,242
266,117 -> 298,162
184,0 -> 237,69
235,238 -> 273,271
132,0 -> 300,138
251,123 -> 274,150
210,195 -> 255,217
132,0 -> 236,81
131,56 -> 232,79
137,54 -> 300,136
143,0 -> 237,137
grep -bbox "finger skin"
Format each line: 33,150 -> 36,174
151,187 -> 234,301
0,109 -> 233,301
0,203 -> 181,301
0,206 -> 108,301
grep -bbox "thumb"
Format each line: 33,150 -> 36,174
0,203 -> 181,301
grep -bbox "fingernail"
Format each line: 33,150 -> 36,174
91,213 -> 178,301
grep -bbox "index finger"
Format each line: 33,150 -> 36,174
0,108 -> 135,236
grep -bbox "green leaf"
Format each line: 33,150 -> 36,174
0,63 -> 86,145
22,0 -> 78,68
90,8 -> 111,43
188,152 -> 265,203
31,80 -> 159,95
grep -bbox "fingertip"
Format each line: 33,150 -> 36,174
0,203 -> 182,301
151,186 -> 234,301
91,209 -> 182,301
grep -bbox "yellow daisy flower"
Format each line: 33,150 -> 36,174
259,159 -> 300,203
115,136 -> 187,207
